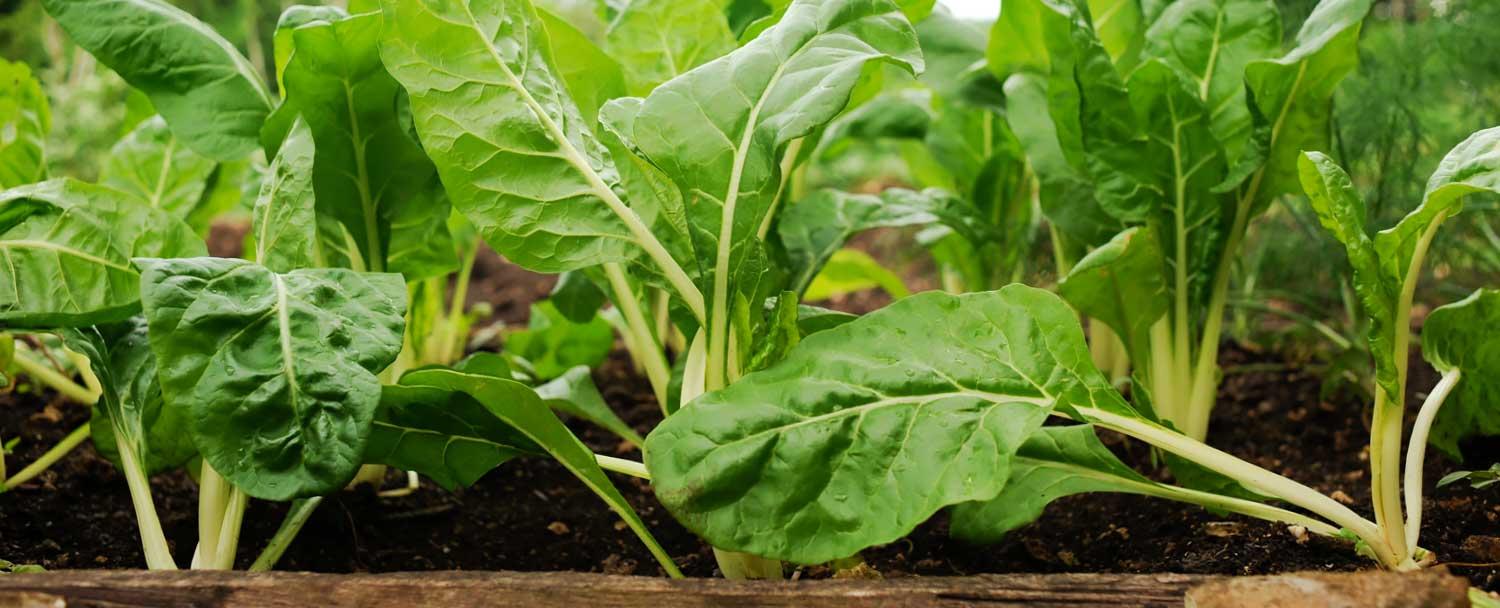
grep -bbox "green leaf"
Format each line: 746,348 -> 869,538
950,424 -> 1156,543
795,304 -> 858,336
1058,227 -> 1168,366
366,383 -> 539,490
280,10 -> 454,279
645,286 -> 1124,563
1420,289 -> 1500,461
399,367 -> 681,577
252,119 -> 321,273
549,271 -> 608,324
630,0 -> 923,296
1374,127 -> 1500,291
273,6 -> 349,94
1085,0 -> 1145,67
40,0 -> 272,160
0,59 -> 50,188
1242,0 -> 1370,209
101,116 -> 219,230
64,320 -> 197,477
380,0 -> 645,274
139,257 -> 407,500
504,300 -> 614,381
804,248 -> 908,301
1298,151 -> 1397,398
537,365 -> 644,447
539,7 -> 628,126
0,179 -> 206,327
778,188 -> 985,296
746,291 -> 801,373
604,0 -> 735,97
1142,0 -> 1280,162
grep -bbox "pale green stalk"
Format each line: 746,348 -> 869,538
604,263 -> 670,412
1,422 -> 90,491
250,498 -> 323,572
114,426 -> 177,570
1403,369 -> 1461,556
12,348 -> 98,403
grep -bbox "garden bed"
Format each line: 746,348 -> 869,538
2,250 -> 1496,590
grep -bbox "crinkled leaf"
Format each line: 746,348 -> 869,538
139,257 -> 406,500
101,116 -> 219,231
645,286 -> 1125,563
0,179 -> 206,327
1298,151 -> 1397,398
0,59 -> 50,188
380,0 -> 644,274
41,0 -> 272,160
1420,289 -> 1500,462
604,0 -> 735,97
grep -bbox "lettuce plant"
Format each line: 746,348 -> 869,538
984,0 -> 1370,441
643,128 -> 1500,572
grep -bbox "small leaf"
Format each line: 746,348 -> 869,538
537,366 -> 645,447
503,300 -> 614,381
366,383 -> 539,490
1058,227 -> 1168,366
139,257 -> 406,500
252,120 -> 320,272
101,116 -> 218,230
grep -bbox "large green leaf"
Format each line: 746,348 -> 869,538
1242,0 -> 1370,209
645,285 -> 1125,563
1142,0 -> 1280,162
64,320 -> 196,477
604,0 -> 735,96
539,7 -> 627,127
380,0 -> 645,274
101,116 -> 219,230
252,120 -> 321,273
1058,227 -> 1168,365
630,0 -> 923,296
1420,290 -> 1500,462
398,368 -> 681,577
40,0 -> 272,160
280,10 -> 454,279
139,257 -> 406,500
0,59 -> 50,188
0,180 -> 206,327
949,425 -> 1157,543
366,383 -> 540,490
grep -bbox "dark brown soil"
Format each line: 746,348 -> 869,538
2,246 -> 1496,590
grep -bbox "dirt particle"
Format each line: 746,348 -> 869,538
1204,522 -> 1245,538
547,521 -> 570,536
1462,536 -> 1500,562
1330,490 -> 1355,505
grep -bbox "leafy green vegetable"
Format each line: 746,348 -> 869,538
1436,463 -> 1500,490
101,116 -> 219,230
139,257 -> 406,500
536,366 -> 645,447
64,321 -> 196,478
603,0 -> 735,96
41,0 -> 273,160
0,180 -> 206,327
504,300 -> 614,381
645,286 -> 1119,563
252,120 -> 320,273
0,58 -> 50,188
1057,227 -> 1168,369
804,249 -> 908,302
1420,289 -> 1500,461
366,383 -> 539,490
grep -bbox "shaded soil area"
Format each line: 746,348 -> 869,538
2,247 -> 1496,590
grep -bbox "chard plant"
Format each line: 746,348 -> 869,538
376,0 -> 954,578
984,0 -> 1371,441
2,0 -> 683,575
640,127 -> 1500,572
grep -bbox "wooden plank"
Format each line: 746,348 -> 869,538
0,570 -> 1210,608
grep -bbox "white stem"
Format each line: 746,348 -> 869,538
114,426 -> 177,570
594,454 -> 650,479
604,263 -> 671,412
212,486 -> 249,570
196,461 -> 230,568
1402,369 -> 1462,556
